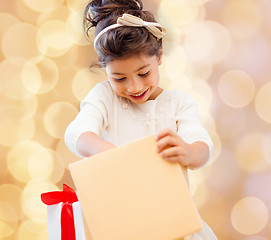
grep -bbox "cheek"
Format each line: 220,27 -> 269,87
109,81 -> 125,93
148,73 -> 159,85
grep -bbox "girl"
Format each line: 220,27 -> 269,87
65,0 -> 217,239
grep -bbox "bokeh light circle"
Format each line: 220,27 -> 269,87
0,184 -> 22,237
164,45 -> 188,79
66,11 -> 89,46
262,131 -> 271,165
184,22 -> 213,63
37,6 -> 70,25
189,0 -> 211,6
44,102 -> 79,139
28,149 -> 54,180
189,165 -> 213,196
1,23 -> 41,59
0,94 -> 37,122
0,202 -> 18,222
47,149 -> 65,183
193,183 -> 209,209
0,118 -> 35,147
184,21 -> 231,64
37,20 -> 73,57
14,0 -> 40,24
23,0 -> 64,13
243,236 -> 267,240
168,74 -> 193,93
21,59 -> 41,94
22,182 -> 58,222
244,174 -> 271,211
56,140 -> 82,169
255,82 -> 271,124
22,56 -> 59,94
218,70 -> 255,108
0,58 -> 34,100
0,221 -> 16,238
209,130 -> 222,164
0,184 -> 22,221
159,0 -> 199,26
7,141 -> 53,182
72,67 -> 107,101
0,13 -> 20,39
222,0 -> 261,39
68,45 -> 96,69
208,150 -> 240,192
236,132 -> 269,174
216,107 -> 246,139
18,220 -> 48,240
231,197 -> 269,235
184,61 -> 213,81
192,80 -> 213,112
67,0 -> 94,12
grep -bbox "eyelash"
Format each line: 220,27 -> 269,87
139,71 -> 150,77
114,77 -> 126,82
113,71 -> 150,82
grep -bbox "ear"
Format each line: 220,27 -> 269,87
157,47 -> 163,65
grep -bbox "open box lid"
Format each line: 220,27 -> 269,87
69,135 -> 202,240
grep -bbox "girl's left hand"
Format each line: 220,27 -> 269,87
156,128 -> 192,167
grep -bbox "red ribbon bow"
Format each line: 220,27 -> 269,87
41,184 -> 78,240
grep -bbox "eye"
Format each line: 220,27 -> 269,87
138,71 -> 150,77
113,77 -> 126,82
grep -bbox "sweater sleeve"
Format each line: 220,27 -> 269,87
175,91 -> 214,164
64,81 -> 113,157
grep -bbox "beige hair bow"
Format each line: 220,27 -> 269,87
94,13 -> 166,48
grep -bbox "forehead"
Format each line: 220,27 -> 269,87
105,54 -> 158,72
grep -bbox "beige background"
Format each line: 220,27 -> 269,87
0,0 -> 270,239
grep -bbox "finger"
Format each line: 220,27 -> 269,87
159,146 -> 184,158
156,135 -> 179,152
162,153 -> 189,166
156,128 -> 175,140
163,155 -> 182,163
160,146 -> 190,165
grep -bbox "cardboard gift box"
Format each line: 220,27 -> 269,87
69,135 -> 202,240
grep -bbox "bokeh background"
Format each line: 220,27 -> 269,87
0,0 -> 270,239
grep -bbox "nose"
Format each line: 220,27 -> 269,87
127,78 -> 143,94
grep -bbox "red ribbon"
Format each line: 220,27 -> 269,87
41,184 -> 78,240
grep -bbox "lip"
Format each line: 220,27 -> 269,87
129,89 -> 148,100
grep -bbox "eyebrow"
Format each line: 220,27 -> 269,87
111,64 -> 150,75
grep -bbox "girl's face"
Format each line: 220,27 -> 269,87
105,54 -> 162,104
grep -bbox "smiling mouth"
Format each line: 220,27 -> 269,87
130,89 -> 148,100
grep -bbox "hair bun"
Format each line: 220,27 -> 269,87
85,0 -> 143,28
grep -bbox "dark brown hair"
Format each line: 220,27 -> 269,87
84,0 -> 163,67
